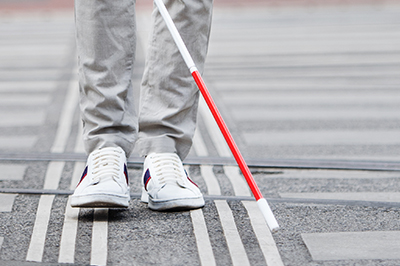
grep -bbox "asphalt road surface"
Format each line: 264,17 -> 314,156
0,1 -> 400,265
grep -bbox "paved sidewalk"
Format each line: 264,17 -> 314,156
0,1 -> 400,265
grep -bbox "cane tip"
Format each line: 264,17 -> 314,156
257,198 -> 279,232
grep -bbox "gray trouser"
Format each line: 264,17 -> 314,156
75,0 -> 213,159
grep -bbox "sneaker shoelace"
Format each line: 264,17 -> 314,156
91,148 -> 122,184
151,153 -> 186,186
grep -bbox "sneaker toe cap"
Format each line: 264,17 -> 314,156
152,183 -> 201,200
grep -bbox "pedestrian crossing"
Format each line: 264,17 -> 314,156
1,4 -> 400,266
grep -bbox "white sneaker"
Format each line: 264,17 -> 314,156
141,153 -> 205,211
70,147 -> 130,208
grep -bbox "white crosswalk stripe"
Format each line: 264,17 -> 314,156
0,111 -> 46,127
0,194 -> 17,212
51,75 -> 79,154
0,164 -> 26,181
91,208 -> 109,266
58,197 -> 80,264
215,200 -> 250,266
58,161 -> 84,264
223,165 -> 251,197
26,194 -> 56,262
243,201 -> 284,266
0,81 -> 56,92
26,162 -> 64,262
193,130 -> 222,196
190,209 -> 216,266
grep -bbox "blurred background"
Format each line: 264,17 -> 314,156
0,0 -> 399,165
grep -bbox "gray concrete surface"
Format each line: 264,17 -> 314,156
0,2 -> 400,266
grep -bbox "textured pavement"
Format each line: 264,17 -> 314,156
0,1 -> 400,265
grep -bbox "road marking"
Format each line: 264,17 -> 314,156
211,80 -> 400,91
91,208 -> 109,266
198,97 -> 231,158
0,164 -> 27,180
234,108 -> 400,121
0,81 -> 56,92
242,201 -> 284,266
58,198 -> 80,264
201,165 -> 221,196
26,161 -> 64,262
43,162 -> 65,190
59,121 -> 85,263
192,128 -> 209,157
192,129 -> 221,195
261,169 -> 400,179
222,91 -> 400,105
0,111 -> 46,127
0,194 -> 17,212
0,136 -> 37,149
244,130 -> 400,146
0,94 -> 51,105
223,165 -> 250,197
26,65 -> 76,262
51,75 -> 79,153
26,194 -> 56,262
302,231 -> 400,260
280,192 -> 400,203
185,166 -> 217,266
58,161 -> 85,264
214,200 -> 250,266
190,209 -> 216,266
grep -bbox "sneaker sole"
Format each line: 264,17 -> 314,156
147,196 -> 205,211
70,194 -> 130,208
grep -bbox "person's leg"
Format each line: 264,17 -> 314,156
76,0 -> 137,158
136,0 -> 214,160
138,0 -> 213,211
71,0 -> 136,208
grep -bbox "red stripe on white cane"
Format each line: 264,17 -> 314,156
192,70 -> 279,232
191,71 -> 261,198
154,0 -> 279,232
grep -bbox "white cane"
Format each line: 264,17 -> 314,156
154,0 -> 279,232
